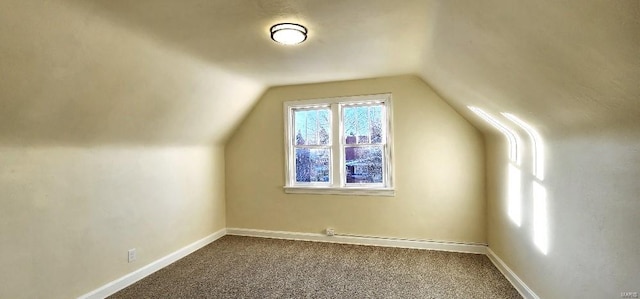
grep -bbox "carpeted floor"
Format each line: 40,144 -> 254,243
110,236 -> 521,298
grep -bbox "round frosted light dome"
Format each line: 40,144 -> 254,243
270,23 -> 307,45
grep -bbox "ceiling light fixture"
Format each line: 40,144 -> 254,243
270,23 -> 307,45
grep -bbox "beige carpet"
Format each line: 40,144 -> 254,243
110,236 -> 521,298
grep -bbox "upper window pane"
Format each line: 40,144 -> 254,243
294,108 -> 331,145
343,104 -> 384,145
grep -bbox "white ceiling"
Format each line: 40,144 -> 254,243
1,0 -> 638,144
73,0 -> 434,86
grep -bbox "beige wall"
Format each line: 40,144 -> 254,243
0,146 -> 226,299
486,130 -> 640,298
226,75 -> 486,243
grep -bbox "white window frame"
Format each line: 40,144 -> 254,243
283,93 -> 395,196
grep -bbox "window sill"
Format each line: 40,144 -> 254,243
283,186 -> 395,197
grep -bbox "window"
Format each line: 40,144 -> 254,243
283,94 -> 394,196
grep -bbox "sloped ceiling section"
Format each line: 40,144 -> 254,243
418,0 -> 640,137
0,0 -> 264,146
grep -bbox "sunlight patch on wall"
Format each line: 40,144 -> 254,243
508,163 -> 522,226
503,113 -> 549,255
533,181 -> 549,255
470,107 -> 550,254
468,106 -> 522,226
503,113 -> 545,180
468,107 -> 521,165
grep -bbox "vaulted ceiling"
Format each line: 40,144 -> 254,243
1,0 -> 638,145
419,0 -> 640,137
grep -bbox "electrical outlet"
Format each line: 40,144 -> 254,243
128,248 -> 136,263
325,228 -> 335,236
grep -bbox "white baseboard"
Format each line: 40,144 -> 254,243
486,247 -> 539,299
78,228 -> 536,299
226,228 -> 487,254
77,228 -> 226,299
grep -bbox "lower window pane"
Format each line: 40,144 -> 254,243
295,148 -> 330,183
344,146 -> 383,184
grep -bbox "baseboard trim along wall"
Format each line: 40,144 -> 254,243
226,228 -> 488,254
79,228 -> 539,299
486,248 -> 540,299
77,228 -> 227,299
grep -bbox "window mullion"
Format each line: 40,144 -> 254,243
315,110 -> 319,145
383,103 -> 392,188
368,106 -> 372,143
331,103 -> 341,187
293,145 -> 330,150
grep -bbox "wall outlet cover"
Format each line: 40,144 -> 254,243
127,248 -> 136,263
